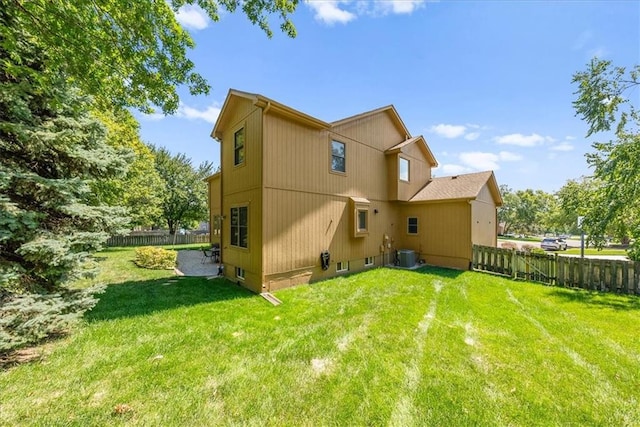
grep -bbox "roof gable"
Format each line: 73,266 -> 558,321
331,105 -> 410,139
385,135 -> 438,167
211,89 -> 330,140
410,171 -> 503,206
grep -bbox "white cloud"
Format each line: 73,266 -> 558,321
460,152 -> 501,170
498,151 -> 523,161
464,132 -> 480,141
306,1 -> 356,25
458,151 -> 522,171
565,136 -> 576,140
494,133 -> 548,147
437,164 -> 472,175
175,5 -> 210,30
373,0 -> 426,15
550,142 -> 574,152
430,124 -> 466,139
140,111 -> 165,121
177,102 -> 221,124
306,0 -> 426,24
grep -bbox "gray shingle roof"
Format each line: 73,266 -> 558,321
410,171 -> 499,203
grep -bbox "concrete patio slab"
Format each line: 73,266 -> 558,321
175,250 -> 220,277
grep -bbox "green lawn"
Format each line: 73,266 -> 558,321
1,248 -> 639,426
564,247 -> 629,257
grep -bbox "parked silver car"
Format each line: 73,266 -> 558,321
541,237 -> 567,251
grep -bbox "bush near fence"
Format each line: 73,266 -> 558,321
473,244 -> 640,295
106,234 -> 210,247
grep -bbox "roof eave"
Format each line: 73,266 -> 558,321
254,96 -> 331,130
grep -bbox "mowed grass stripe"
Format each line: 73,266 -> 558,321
1,250 -> 639,426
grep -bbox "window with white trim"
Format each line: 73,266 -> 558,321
365,256 -> 375,267
230,206 -> 248,248
408,217 -> 418,235
399,157 -> 410,181
336,261 -> 349,272
236,267 -> 245,280
331,140 -> 346,173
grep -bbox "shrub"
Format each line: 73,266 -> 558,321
0,285 -> 105,353
501,242 -> 518,250
135,247 -> 176,270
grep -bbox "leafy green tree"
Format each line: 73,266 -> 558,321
91,108 -> 164,227
152,147 -> 213,234
498,186 -> 556,235
573,58 -> 640,258
554,177 -> 598,235
2,0 -> 298,114
498,185 -> 517,235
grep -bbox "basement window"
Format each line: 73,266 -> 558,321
365,256 -> 375,267
336,261 -> 349,273
236,267 -> 245,280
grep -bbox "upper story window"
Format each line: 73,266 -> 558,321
234,128 -> 245,166
408,217 -> 418,235
331,140 -> 346,173
230,206 -> 248,248
399,157 -> 410,182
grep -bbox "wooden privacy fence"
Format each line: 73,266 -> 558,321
472,245 -> 640,295
106,234 -> 210,247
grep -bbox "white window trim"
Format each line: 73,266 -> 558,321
365,256 -> 375,267
336,261 -> 349,273
236,267 -> 245,280
399,156 -> 410,182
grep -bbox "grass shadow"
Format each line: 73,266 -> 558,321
547,288 -> 640,311
85,276 -> 254,322
408,265 -> 465,279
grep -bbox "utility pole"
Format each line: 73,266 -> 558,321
578,216 -> 585,259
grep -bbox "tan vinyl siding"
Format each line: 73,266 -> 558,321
471,184 -> 498,247
398,201 -> 471,270
262,187 -> 398,289
397,143 -> 432,201
219,98 -> 264,293
263,114 -> 389,200
331,110 -> 406,152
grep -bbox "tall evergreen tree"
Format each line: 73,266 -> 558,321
0,9 -> 131,351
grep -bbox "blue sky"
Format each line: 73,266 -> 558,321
137,0 -> 639,193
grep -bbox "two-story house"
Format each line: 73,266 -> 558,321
208,89 -> 502,293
